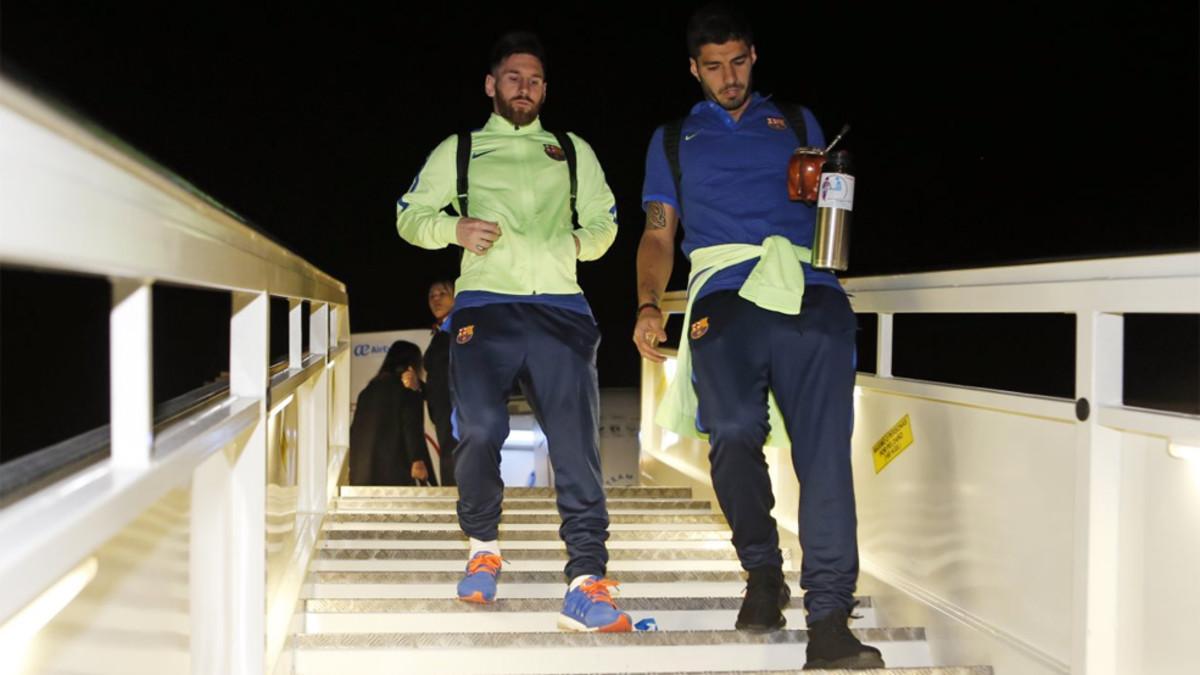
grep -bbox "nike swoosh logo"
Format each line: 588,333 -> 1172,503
684,131 -> 701,141
471,149 -> 498,159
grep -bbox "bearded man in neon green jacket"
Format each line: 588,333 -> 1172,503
396,31 -> 630,633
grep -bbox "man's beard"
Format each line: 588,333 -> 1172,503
496,93 -> 542,127
700,73 -> 752,111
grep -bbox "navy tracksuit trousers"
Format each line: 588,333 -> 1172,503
448,303 -> 609,580
689,286 -> 859,622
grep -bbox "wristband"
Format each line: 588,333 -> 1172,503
636,302 -> 662,318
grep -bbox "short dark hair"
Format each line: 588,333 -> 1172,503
686,3 -> 754,58
490,31 -> 546,73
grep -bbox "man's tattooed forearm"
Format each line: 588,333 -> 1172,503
647,202 -> 666,229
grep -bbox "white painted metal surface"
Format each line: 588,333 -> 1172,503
642,253 -> 1200,675
0,74 -> 350,674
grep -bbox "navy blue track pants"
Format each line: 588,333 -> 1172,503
689,286 -> 859,622
449,303 -> 609,580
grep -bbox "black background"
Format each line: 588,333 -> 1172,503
1,2 -> 1197,458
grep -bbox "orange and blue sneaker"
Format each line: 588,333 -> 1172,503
456,551 -> 501,604
557,576 -> 633,632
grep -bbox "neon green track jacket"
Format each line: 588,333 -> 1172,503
396,114 -> 618,296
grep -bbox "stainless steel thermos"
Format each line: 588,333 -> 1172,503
812,150 -> 854,272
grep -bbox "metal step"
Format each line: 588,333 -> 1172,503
325,513 -> 727,525
317,535 -> 732,551
292,628 -> 931,674
334,498 -> 713,513
314,548 -> 745,561
303,597 -> 877,633
341,486 -> 694,499
319,529 -> 732,542
564,670 -> 993,675
306,570 -> 801,600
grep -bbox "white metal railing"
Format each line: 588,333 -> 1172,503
642,252 -> 1200,675
0,76 -> 350,674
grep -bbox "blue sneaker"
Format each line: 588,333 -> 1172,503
457,551 -> 501,604
557,576 -> 633,632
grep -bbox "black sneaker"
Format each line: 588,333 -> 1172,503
735,566 -> 790,633
804,607 -> 885,670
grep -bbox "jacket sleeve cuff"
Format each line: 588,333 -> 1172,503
435,215 -> 461,248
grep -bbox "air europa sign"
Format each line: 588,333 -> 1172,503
353,344 -> 392,358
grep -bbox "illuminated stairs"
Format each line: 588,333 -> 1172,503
290,485 -> 993,674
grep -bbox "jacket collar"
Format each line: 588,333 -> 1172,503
483,112 -> 544,135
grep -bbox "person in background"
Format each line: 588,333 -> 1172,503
349,340 -> 436,486
422,279 -> 457,487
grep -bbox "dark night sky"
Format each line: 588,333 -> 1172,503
1,2 -> 1197,456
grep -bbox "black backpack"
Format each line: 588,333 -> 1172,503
661,103 -> 810,218
453,130 -> 580,228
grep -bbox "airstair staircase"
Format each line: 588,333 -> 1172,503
289,485 -> 993,674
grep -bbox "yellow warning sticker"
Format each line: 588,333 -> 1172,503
872,414 -> 914,474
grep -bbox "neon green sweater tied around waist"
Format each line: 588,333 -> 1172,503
655,235 -> 813,450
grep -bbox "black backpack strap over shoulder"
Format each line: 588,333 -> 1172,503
661,119 -> 685,216
455,131 -> 472,218
773,102 -> 810,147
552,131 -> 580,229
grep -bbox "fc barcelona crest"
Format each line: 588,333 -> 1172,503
767,117 -> 787,130
690,317 -> 710,340
544,144 -> 566,161
457,325 -> 475,344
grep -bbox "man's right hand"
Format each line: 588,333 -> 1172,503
633,307 -> 668,363
457,218 -> 502,255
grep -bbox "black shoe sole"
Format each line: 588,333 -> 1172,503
803,653 -> 887,670
734,615 -> 787,633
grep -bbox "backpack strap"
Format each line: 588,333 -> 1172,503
455,131 -> 472,218
773,102 -> 810,147
552,131 -> 580,228
662,118 -> 685,217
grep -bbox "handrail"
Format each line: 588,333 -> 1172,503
0,74 -> 352,673
0,76 -> 345,304
644,251 -> 1199,675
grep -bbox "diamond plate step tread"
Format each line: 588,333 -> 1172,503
296,627 -> 924,649
305,597 -> 871,613
320,529 -> 731,542
314,548 -> 745,561
335,499 -> 713,511
309,570 -> 801,584
326,513 -> 727,525
341,487 -> 693,499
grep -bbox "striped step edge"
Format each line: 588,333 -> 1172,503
341,487 -> 693,499
320,530 -> 732,542
296,627 -> 923,649
314,548 -> 748,561
306,597 -> 871,613
309,570 -> 801,584
334,499 -> 713,511
326,513 -> 727,525
556,669 -> 993,675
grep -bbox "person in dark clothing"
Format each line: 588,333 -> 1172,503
349,340 -> 436,486
421,279 -> 458,487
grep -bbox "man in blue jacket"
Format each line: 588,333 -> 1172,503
632,4 -> 884,669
